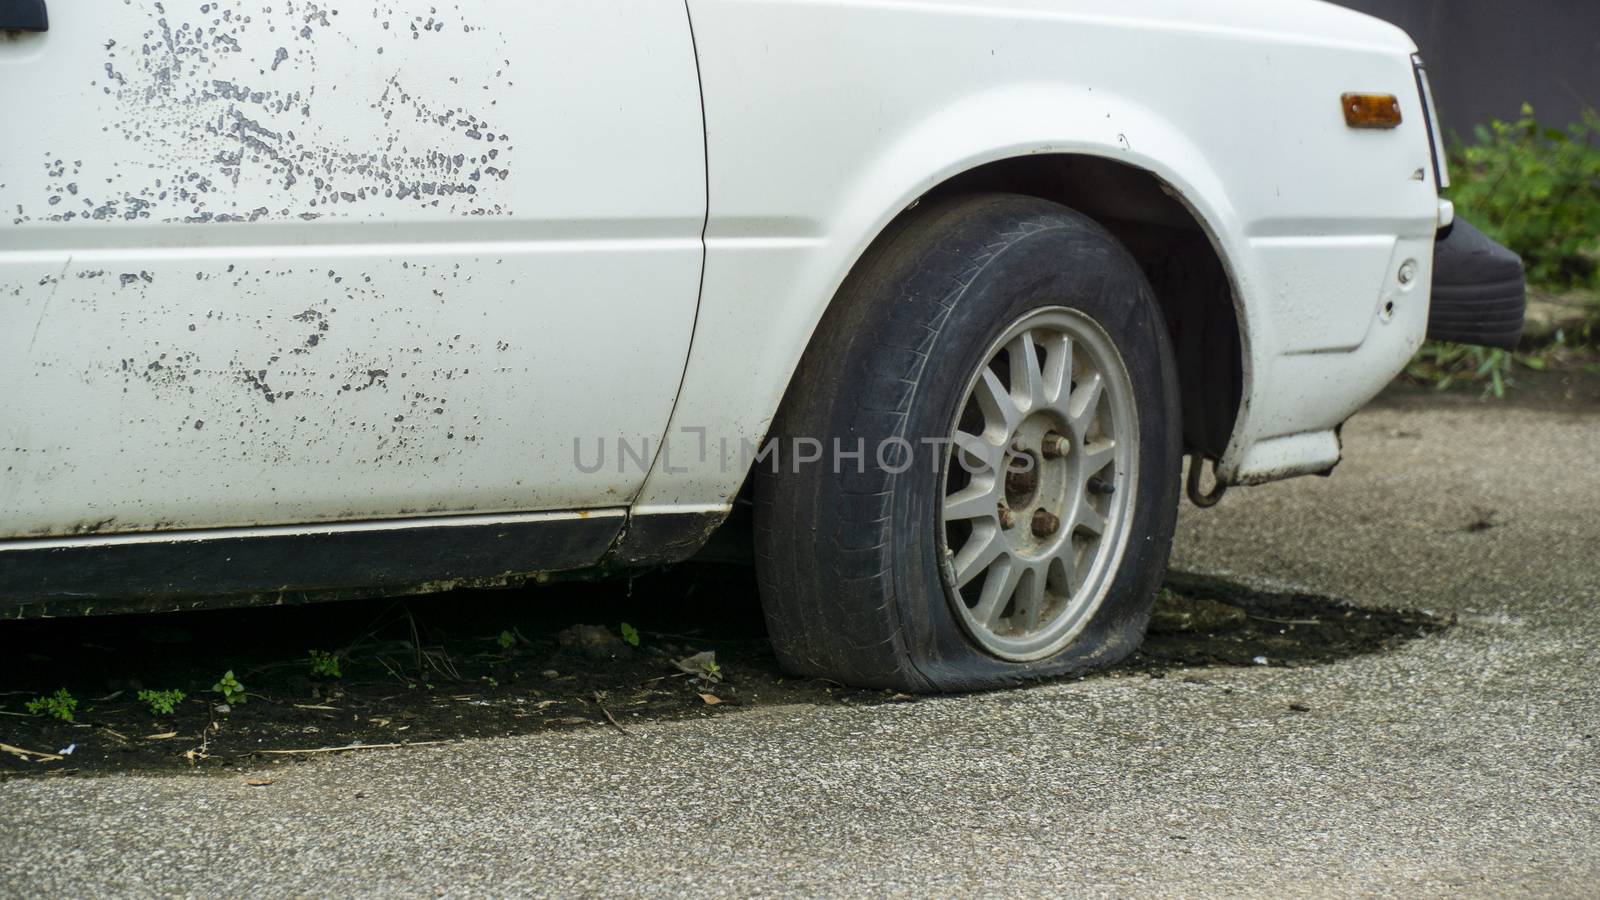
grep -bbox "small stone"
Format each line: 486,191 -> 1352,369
556,624 -> 629,661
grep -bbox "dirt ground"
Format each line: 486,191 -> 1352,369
0,564 -> 1442,778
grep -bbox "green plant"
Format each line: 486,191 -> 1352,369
497,629 -> 516,650
1408,343 -> 1512,396
136,689 -> 186,716
1448,105 -> 1600,289
308,650 -> 342,679
211,670 -> 247,705
25,688 -> 78,723
1406,341 -> 1554,397
619,622 -> 640,647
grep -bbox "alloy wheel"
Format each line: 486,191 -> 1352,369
937,307 -> 1140,661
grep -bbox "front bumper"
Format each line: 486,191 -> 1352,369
1427,219 -> 1527,350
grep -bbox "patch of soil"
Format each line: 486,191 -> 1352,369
0,567 -> 1447,779
1382,349 -> 1600,412
1134,571 -> 1445,670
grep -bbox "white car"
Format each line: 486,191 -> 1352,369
0,0 -> 1522,690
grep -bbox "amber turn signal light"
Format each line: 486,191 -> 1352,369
1342,93 -> 1402,129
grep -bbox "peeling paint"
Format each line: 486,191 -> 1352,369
1,1 -> 708,540
46,259 -> 495,478
13,1 -> 515,226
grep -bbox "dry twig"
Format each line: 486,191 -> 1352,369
592,692 -> 631,735
253,740 -> 449,756
0,742 -> 63,762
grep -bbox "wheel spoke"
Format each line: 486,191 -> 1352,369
951,430 -> 999,474
1008,332 -> 1045,412
1073,495 -> 1107,537
1012,564 -> 1048,632
953,523 -> 1007,589
1041,331 -> 1072,406
1050,545 -> 1083,597
973,368 -> 1021,434
1068,371 -> 1104,430
971,555 -> 1024,628
943,478 -> 1001,523
1078,440 -> 1116,475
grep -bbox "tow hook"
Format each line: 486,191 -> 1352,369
1185,454 -> 1228,508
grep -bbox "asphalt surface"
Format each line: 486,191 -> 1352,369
3,388 -> 1599,897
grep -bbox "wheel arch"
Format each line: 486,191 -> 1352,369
628,87 -> 1258,557
886,153 -> 1246,466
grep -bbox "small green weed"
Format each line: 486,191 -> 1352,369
619,622 -> 640,647
497,630 -> 516,650
136,689 -> 186,716
1406,341 -> 1555,397
308,650 -> 342,679
211,670 -> 247,705
25,688 -> 78,723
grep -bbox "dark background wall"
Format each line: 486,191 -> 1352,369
1333,0 -> 1600,139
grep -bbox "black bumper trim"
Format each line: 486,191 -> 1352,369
1427,218 -> 1526,351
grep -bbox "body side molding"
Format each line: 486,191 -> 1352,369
0,511 -> 624,618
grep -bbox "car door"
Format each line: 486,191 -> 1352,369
0,1 -> 705,538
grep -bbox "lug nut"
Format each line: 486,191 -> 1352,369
1031,509 -> 1061,537
998,505 -> 1016,530
1041,431 -> 1071,459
